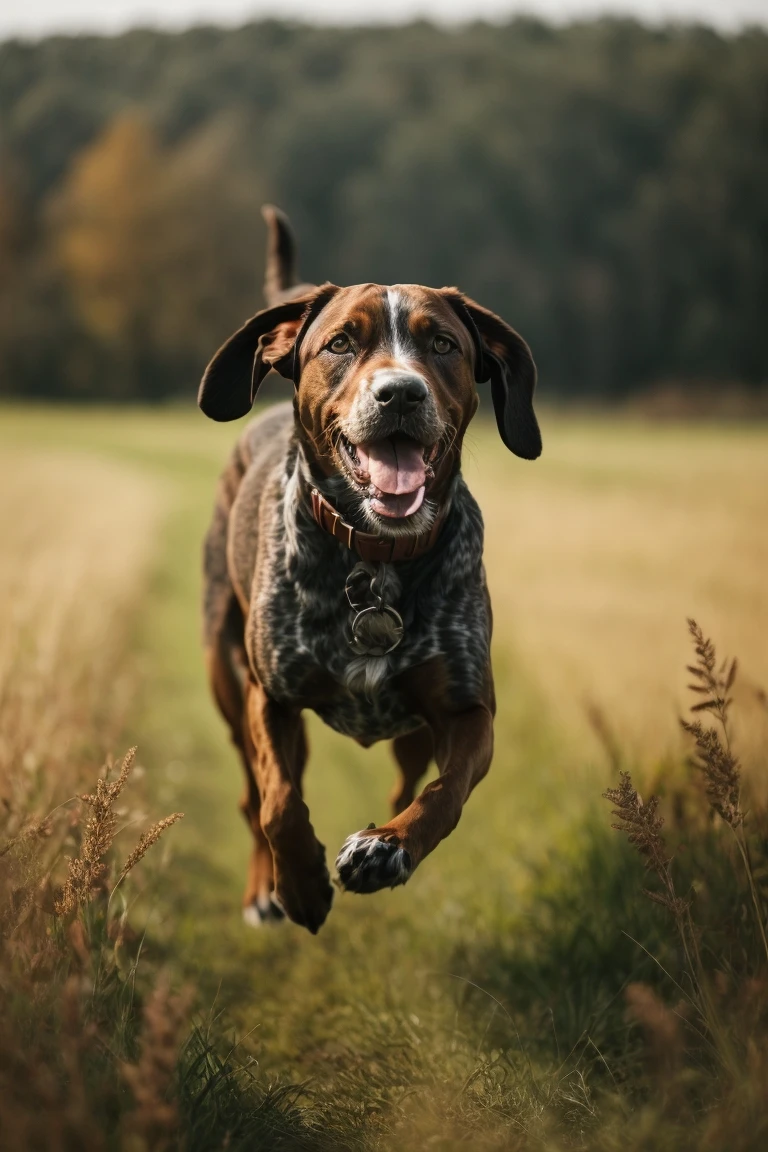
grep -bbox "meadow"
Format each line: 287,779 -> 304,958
1,402 -> 767,1150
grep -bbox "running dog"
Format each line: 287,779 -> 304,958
199,206 -> 541,932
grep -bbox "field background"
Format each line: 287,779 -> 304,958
1,400 -> 767,1146
2,10 -> 767,1144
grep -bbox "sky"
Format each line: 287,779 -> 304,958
1,0 -> 767,40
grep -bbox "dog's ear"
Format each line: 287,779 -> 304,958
198,283 -> 340,422
442,290 -> 541,460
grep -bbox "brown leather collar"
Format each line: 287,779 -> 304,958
310,487 -> 444,563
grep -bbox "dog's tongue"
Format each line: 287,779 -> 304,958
356,437 -> 426,495
356,436 -> 426,519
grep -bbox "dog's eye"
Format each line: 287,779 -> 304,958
433,334 -> 455,355
328,333 -> 352,354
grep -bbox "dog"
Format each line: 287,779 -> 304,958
199,205 -> 541,933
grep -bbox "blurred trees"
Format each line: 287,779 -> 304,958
51,116 -> 164,397
0,18 -> 766,401
47,113 -> 264,396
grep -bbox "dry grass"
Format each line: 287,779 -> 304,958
471,418 -> 768,766
0,445 -> 164,947
0,447 -> 163,825
0,444 -> 192,1151
600,622 -> 768,1144
0,742 -> 189,1152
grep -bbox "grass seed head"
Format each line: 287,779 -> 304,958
681,718 -> 743,827
603,771 -> 689,915
604,771 -> 669,871
118,812 -> 184,884
681,621 -> 743,828
54,747 -> 177,917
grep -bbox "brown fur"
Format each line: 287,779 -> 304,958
199,208 -> 540,932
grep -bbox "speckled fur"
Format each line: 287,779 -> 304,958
204,402 -> 490,747
199,212 -> 542,930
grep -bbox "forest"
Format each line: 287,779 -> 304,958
1,18 -> 766,401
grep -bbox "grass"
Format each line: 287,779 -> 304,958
0,435 -> 180,1148
1,401 -> 767,1149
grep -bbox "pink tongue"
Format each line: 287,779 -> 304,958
356,437 -> 426,496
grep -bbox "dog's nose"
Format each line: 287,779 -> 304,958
371,374 -> 428,414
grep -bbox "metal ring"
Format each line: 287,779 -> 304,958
345,568 -> 370,611
350,605 -> 404,656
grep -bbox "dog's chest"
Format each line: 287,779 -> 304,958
314,683 -> 422,744
246,468 -> 489,743
257,576 -> 435,742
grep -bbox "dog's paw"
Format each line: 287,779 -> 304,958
242,892 -> 285,929
335,830 -> 412,894
273,857 -> 334,934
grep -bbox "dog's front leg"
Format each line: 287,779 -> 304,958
246,679 -> 333,932
336,703 -> 494,894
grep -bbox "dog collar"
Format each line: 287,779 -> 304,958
310,487 -> 444,563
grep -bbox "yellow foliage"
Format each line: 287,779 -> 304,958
51,114 -> 162,343
48,109 -> 265,386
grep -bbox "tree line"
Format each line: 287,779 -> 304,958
0,18 -> 766,402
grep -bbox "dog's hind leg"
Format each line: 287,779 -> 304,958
239,720 -> 284,927
240,703 -> 312,926
390,726 -> 433,817
205,601 -> 284,927
246,679 -> 333,934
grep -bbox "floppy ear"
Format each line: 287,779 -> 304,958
443,290 -> 541,460
198,283 -> 339,422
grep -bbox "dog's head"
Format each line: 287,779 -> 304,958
199,282 -> 540,533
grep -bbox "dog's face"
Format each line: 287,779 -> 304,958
292,284 -> 482,528
199,281 -> 541,533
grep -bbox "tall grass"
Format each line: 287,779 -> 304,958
0,449 -> 190,1149
600,620 -> 768,1149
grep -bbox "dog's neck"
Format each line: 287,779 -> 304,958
309,486 -> 446,564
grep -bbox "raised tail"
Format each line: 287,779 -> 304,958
261,204 -> 301,307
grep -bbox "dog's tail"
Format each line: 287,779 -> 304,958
261,204 -> 301,307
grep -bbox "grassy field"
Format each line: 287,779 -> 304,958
1,402 -> 767,1150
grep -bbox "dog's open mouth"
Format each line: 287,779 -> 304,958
339,433 -> 436,519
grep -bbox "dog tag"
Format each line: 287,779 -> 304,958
349,605 -> 404,657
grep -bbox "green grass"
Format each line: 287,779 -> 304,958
2,402 -> 767,1149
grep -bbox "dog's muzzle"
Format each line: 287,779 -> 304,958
339,370 -> 443,521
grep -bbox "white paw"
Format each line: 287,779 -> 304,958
242,892 -> 285,928
335,831 -> 412,894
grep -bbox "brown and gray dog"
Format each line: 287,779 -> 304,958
199,206 -> 541,933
